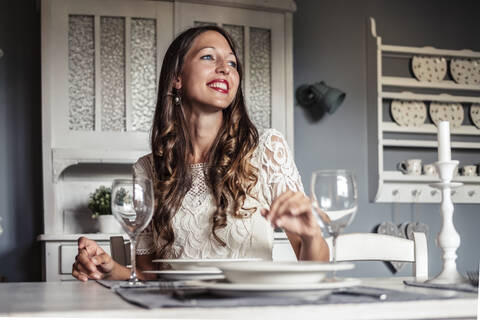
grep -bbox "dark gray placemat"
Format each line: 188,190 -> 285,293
404,280 -> 478,293
96,279 -> 167,289
110,284 -> 453,309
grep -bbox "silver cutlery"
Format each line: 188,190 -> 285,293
466,270 -> 479,287
334,288 -> 387,300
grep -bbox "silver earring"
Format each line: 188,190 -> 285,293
174,94 -> 181,105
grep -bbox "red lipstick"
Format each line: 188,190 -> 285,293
206,79 -> 229,94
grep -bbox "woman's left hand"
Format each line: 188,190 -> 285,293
260,190 -> 321,240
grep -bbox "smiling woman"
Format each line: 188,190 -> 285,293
72,26 -> 329,282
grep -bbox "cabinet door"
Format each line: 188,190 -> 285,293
42,0 -> 173,151
174,2 -> 290,143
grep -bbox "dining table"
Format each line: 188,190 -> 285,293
0,277 -> 477,319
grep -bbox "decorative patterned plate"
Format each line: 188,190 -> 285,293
429,102 -> 464,128
411,56 -> 447,82
390,100 -> 427,127
470,104 -> 480,129
450,58 -> 480,85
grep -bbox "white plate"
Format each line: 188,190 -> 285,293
470,104 -> 480,129
188,278 -> 361,298
142,270 -> 225,281
218,261 -> 354,285
450,58 -> 480,85
151,258 -> 262,271
429,102 -> 464,128
390,100 -> 427,127
411,55 -> 447,82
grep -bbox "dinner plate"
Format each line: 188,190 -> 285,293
188,278 -> 361,298
411,55 -> 447,82
470,104 -> 480,129
429,102 -> 464,128
142,270 -> 225,281
390,100 -> 427,127
218,261 -> 354,285
450,58 -> 480,85
151,258 -> 262,271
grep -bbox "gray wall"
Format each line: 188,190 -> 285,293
0,0 -> 43,282
294,0 -> 480,277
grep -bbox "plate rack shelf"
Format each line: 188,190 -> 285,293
366,17 -> 480,203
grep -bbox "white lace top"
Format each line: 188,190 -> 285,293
134,129 -> 304,260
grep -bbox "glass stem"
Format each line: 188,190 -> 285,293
332,234 -> 337,264
332,234 -> 338,280
129,237 -> 138,284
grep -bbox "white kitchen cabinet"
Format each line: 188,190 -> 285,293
366,17 -> 480,203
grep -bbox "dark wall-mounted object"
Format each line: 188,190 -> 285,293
296,81 -> 346,121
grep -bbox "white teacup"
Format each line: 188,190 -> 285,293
461,165 -> 478,177
398,159 -> 422,175
423,163 -> 437,176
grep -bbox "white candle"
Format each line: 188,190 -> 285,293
437,121 -> 451,162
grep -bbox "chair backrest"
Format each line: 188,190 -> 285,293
325,232 -> 428,281
110,236 -> 130,266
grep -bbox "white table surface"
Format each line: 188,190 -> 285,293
0,278 -> 477,319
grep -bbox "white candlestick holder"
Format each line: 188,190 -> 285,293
428,160 -> 467,284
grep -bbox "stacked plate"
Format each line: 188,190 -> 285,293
144,258 -> 260,281
189,261 -> 359,297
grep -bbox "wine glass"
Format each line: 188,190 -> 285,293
111,178 -> 154,286
311,170 -> 358,268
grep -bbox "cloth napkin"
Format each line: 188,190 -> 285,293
97,281 -> 453,309
403,280 -> 478,293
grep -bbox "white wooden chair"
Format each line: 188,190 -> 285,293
325,232 -> 428,281
110,236 -> 130,267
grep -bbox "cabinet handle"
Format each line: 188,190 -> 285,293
431,190 -> 438,196
468,190 -> 475,197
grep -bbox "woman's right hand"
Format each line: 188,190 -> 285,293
72,236 -> 115,282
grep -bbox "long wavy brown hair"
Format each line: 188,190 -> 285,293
150,26 -> 259,259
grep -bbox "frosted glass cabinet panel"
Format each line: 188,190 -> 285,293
68,15 -> 95,131
100,16 -> 127,132
131,18 -> 158,132
175,2 -> 293,147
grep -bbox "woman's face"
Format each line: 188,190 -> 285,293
176,31 -> 239,111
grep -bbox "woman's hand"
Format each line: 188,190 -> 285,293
261,190 -> 321,240
72,237 -> 115,282
261,190 -> 329,261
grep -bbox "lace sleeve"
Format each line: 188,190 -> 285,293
133,154 -> 156,255
258,129 -> 305,206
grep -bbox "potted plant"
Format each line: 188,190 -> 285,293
88,186 -> 123,234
